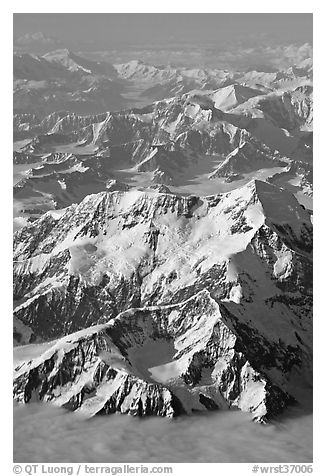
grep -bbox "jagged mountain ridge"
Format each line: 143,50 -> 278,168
13,180 -> 312,420
43,49 -> 117,77
14,84 -> 313,152
13,48 -> 312,117
13,290 -> 294,422
14,51 -> 125,115
209,140 -> 287,181
13,85 -> 312,226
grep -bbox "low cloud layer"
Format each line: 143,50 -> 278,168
14,403 -> 312,463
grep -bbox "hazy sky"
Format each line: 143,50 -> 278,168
13,13 -> 312,48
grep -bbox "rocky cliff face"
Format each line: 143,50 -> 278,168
14,290 -> 293,422
13,179 -> 312,420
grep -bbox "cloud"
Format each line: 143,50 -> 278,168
14,403 -> 312,463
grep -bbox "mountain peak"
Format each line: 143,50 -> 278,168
210,83 -> 263,111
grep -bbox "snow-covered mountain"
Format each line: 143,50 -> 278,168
13,47 -> 313,117
13,180 -> 312,420
13,51 -> 125,115
14,290 -> 294,422
13,79 -> 312,226
43,49 -> 118,77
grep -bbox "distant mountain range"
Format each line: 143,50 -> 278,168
13,47 -> 312,116
13,67 -> 312,226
